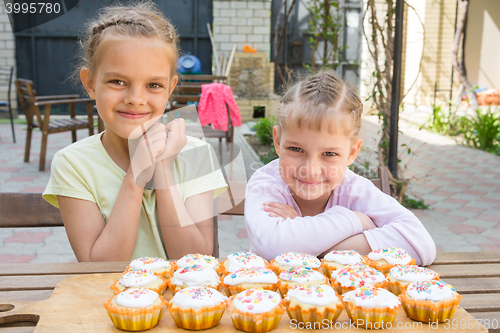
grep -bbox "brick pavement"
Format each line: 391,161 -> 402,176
1,114 -> 499,264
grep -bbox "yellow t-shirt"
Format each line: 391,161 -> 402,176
43,132 -> 227,260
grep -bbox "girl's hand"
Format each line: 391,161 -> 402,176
129,122 -> 167,187
263,201 -> 300,219
157,118 -> 187,166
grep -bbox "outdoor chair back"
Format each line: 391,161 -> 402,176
0,66 -> 15,143
14,78 -> 96,171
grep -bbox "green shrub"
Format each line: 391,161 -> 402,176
261,145 -> 279,164
254,117 -> 275,146
459,107 -> 500,152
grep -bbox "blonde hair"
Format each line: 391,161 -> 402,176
274,69 -> 363,139
74,1 -> 179,84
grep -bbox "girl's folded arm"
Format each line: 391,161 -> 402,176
244,183 -> 363,261
346,176 -> 437,266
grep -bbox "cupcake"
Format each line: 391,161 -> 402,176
366,247 -> 416,274
167,286 -> 228,330
330,264 -> 387,295
175,253 -> 221,274
321,250 -> 366,277
228,289 -> 285,333
111,269 -> 168,295
270,252 -> 321,275
343,287 -> 401,329
169,264 -> 222,294
400,280 -> 462,323
222,252 -> 269,276
283,284 -> 344,325
223,267 -> 280,296
386,265 -> 440,295
104,288 -> 168,331
278,267 -> 329,297
126,257 -> 174,279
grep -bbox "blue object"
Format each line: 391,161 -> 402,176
473,87 -> 487,93
177,55 -> 201,74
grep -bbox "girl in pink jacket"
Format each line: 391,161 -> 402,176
244,70 -> 436,265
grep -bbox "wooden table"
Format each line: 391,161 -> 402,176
0,252 -> 499,332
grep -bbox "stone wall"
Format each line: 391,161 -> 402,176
0,5 -> 17,116
213,0 -> 271,60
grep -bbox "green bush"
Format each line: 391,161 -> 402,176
254,117 -> 275,146
459,107 -> 500,153
428,104 -> 460,136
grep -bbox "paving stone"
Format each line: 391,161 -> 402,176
0,242 -> 45,255
463,219 -> 498,229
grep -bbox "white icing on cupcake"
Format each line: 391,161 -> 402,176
332,264 -> 386,288
368,247 -> 412,265
119,269 -> 159,287
343,287 -> 400,309
324,250 -> 364,265
285,284 -> 339,306
116,288 -> 159,308
170,265 -> 220,288
406,280 -> 457,301
130,257 -> 171,270
176,253 -> 219,270
389,265 -> 439,282
171,286 -> 227,308
279,267 -> 325,283
233,289 -> 281,314
274,252 -> 320,269
224,267 -> 278,285
227,252 -> 266,272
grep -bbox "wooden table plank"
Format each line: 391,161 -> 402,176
430,264 -> 500,278
0,275 -> 77,292
0,328 -> 34,333
434,252 -> 500,265
0,262 -> 128,277
0,291 -> 51,302
445,277 -> 500,294
470,312 -> 500,333
461,294 -> 500,312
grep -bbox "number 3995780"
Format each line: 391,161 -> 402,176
4,2 -> 61,14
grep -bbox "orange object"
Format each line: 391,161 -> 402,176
242,45 -> 257,53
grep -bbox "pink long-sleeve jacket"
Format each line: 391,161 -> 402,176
244,159 -> 437,266
198,83 -> 241,131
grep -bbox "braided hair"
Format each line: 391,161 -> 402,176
72,1 -> 178,85
274,69 -> 363,140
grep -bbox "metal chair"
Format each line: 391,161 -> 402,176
0,66 -> 16,143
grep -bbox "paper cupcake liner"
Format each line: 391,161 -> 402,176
104,295 -> 168,331
367,258 -> 416,274
223,281 -> 280,296
330,279 -> 388,295
283,298 -> 344,324
278,278 -> 329,297
386,275 -> 440,296
111,276 -> 169,295
400,291 -> 462,323
228,295 -> 285,333
167,299 -> 227,330
344,300 -> 399,329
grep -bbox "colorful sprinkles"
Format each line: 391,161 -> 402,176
370,247 -> 410,260
409,280 -> 456,294
335,264 -> 385,287
275,252 -> 321,267
279,266 -> 324,281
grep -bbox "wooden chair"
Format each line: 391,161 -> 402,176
0,66 -> 15,143
217,166 -> 391,217
169,75 -> 234,162
15,79 -> 96,171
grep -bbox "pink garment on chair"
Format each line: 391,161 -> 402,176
198,83 -> 241,131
